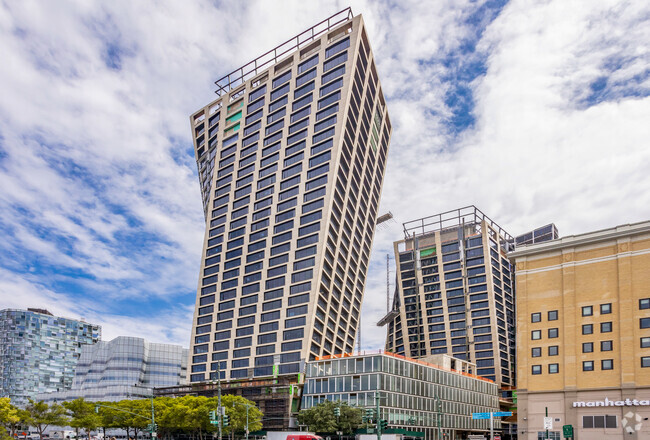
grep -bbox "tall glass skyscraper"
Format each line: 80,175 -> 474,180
0,308 -> 101,406
382,207 -> 516,387
188,8 -> 391,382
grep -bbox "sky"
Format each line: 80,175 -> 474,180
0,0 -> 649,352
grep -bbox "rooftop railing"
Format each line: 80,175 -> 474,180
402,205 -> 514,243
214,7 -> 354,96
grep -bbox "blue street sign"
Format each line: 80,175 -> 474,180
472,413 -> 491,419
493,411 -> 513,417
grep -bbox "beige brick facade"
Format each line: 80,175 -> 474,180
510,221 -> 650,439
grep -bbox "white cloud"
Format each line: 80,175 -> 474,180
358,0 -> 650,351
0,0 -> 649,354
0,267 -> 193,345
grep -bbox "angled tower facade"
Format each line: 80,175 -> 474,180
382,206 -> 516,387
188,9 -> 391,383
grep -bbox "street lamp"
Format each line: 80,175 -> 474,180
232,402 -> 255,440
434,395 -> 442,440
211,362 -> 223,440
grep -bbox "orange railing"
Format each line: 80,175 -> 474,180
314,352 -> 354,361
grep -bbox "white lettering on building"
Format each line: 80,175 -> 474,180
573,398 -> 650,408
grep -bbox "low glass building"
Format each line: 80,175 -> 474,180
302,352 -> 500,440
0,308 -> 101,406
37,336 -> 188,403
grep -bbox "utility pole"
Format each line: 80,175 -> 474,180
375,391 -> 381,440
434,394 -> 442,440
490,412 -> 493,440
216,362 -> 223,440
150,392 -> 156,439
233,401 -> 253,440
386,253 -> 390,313
545,407 -> 549,439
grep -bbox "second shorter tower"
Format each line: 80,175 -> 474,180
382,206 -> 516,387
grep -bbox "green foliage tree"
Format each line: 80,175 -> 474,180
297,400 -> 362,435
155,395 -> 216,440
79,394 -> 264,440
94,401 -> 120,439
156,395 -> 193,437
0,398 -> 23,440
62,398 -> 101,440
128,399 -> 152,439
152,397 -> 182,440
22,400 -> 69,440
220,395 -> 262,439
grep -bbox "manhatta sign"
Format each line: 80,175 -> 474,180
573,398 -> 650,407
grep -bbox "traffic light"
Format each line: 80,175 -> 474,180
365,408 -> 375,419
379,419 -> 388,431
334,407 -> 341,417
209,410 -> 216,421
222,414 -> 230,427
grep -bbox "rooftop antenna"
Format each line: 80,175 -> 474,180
386,253 -> 390,313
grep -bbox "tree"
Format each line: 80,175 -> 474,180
152,397 -> 183,440
0,398 -> 22,440
155,395 -> 215,440
297,400 -> 362,435
93,399 -> 149,440
112,399 -> 150,440
0,398 -> 20,432
94,401 -> 121,439
157,396 -> 193,439
220,395 -> 263,439
22,400 -> 69,440
128,399 -> 153,439
62,399 -> 101,440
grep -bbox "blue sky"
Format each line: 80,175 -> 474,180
1,0 -> 649,350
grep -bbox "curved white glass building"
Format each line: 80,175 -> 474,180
37,336 -> 188,403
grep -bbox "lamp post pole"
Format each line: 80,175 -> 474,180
213,362 -> 223,440
545,407 -> 549,440
150,392 -> 156,439
434,394 -> 442,440
233,401 -> 253,440
375,392 -> 381,440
